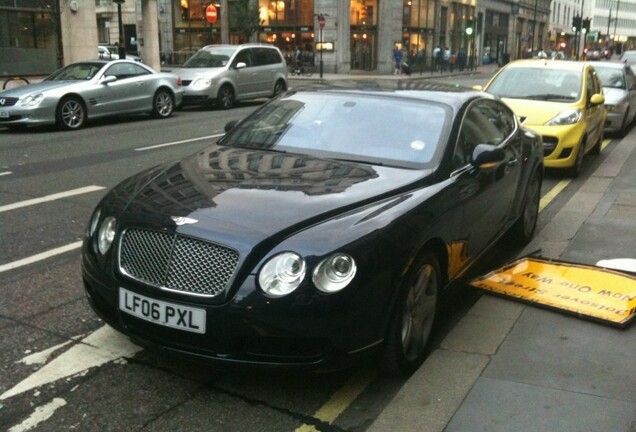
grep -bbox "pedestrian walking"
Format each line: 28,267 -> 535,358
393,45 -> 403,75
432,45 -> 441,72
442,47 -> 451,72
457,48 -> 466,72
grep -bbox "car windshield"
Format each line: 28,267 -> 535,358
182,47 -> 236,68
46,62 -> 105,81
220,91 -> 450,168
594,67 -> 625,89
487,67 -> 582,102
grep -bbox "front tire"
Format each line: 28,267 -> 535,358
567,139 -> 586,177
56,96 -> 86,130
381,252 -> 440,377
152,89 -> 174,119
217,84 -> 235,110
272,79 -> 286,98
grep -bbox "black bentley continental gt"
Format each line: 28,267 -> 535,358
82,82 -> 543,376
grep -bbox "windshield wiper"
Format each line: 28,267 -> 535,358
523,94 -> 576,101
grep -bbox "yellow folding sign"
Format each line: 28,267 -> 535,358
470,257 -> 636,327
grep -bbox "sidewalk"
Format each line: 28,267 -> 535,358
368,129 -> 636,430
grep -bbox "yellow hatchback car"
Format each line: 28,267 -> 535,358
481,60 -> 606,176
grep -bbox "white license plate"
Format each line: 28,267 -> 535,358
0,111 -> 8,118
119,288 -> 206,334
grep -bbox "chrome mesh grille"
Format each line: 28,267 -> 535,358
119,228 -> 239,297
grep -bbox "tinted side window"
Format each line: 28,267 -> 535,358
233,49 -> 252,67
454,101 -> 512,169
105,63 -> 148,79
253,48 -> 282,66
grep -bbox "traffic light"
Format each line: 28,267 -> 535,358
582,18 -> 591,34
465,18 -> 474,36
572,15 -> 581,32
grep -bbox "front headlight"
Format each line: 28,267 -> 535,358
545,109 -> 582,126
19,93 -> 44,107
97,216 -> 117,254
191,78 -> 213,89
313,253 -> 357,293
258,252 -> 306,297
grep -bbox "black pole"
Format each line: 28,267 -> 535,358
531,0 -> 538,52
319,27 -> 323,78
54,0 -> 64,68
114,0 -> 126,59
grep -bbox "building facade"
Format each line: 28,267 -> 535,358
2,0 -> 636,79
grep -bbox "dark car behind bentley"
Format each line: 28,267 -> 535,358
82,82 -> 543,376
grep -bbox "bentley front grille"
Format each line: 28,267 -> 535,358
119,228 -> 239,297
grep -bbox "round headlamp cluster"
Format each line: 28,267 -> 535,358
258,252 -> 356,297
88,210 -> 117,255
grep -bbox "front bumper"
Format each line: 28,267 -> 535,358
603,111 -> 626,133
81,242 -> 385,370
523,122 -> 584,169
181,85 -> 217,106
0,105 -> 55,127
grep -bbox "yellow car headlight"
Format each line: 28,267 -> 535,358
545,109 -> 582,126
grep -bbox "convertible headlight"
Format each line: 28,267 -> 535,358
312,253 -> 357,293
88,208 -> 101,237
97,216 -> 117,254
259,252 -> 306,297
19,93 -> 44,107
545,109 -> 582,126
191,78 -> 213,89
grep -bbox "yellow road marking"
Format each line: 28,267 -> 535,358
539,179 -> 570,212
601,137 -> 611,151
294,368 -> 377,432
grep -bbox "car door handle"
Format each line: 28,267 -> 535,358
507,158 -> 518,166
136,81 -> 145,86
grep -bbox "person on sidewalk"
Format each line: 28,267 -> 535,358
442,47 -> 451,72
432,45 -> 441,72
457,48 -> 467,72
393,45 -> 403,75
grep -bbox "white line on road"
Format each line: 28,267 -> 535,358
135,133 -> 225,151
0,185 -> 105,213
1,325 -> 142,401
0,171 -> 12,176
0,241 -> 82,274
8,398 -> 67,432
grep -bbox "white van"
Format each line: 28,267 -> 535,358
174,44 -> 288,109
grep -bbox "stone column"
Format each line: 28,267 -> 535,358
141,0 -> 160,71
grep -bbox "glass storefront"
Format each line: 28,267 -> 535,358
350,0 -> 379,71
0,2 -> 60,76
402,0 -> 436,71
258,0 -> 315,66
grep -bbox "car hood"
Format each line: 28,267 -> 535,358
119,145 -> 431,242
173,67 -> 226,81
501,97 -> 578,126
602,87 -> 627,105
0,81 -> 81,98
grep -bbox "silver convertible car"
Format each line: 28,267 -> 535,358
0,60 -> 183,131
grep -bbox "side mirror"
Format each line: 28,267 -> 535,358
590,93 -> 605,105
102,75 -> 117,84
471,143 -> 506,168
235,62 -> 247,70
224,119 -> 240,132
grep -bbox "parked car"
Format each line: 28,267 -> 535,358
82,82 -> 543,376
0,59 -> 182,131
620,50 -> 636,73
173,43 -> 288,109
586,49 -> 602,61
480,59 -> 606,176
590,61 -> 636,136
98,45 -> 143,63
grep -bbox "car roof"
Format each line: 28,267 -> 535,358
201,43 -> 280,50
503,59 -> 586,72
292,80 -> 491,109
586,61 -> 627,70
